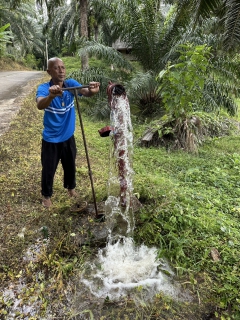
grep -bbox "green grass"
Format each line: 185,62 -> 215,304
61,55 -> 112,74
133,136 -> 240,318
0,74 -> 240,319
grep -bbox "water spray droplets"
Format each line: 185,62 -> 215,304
78,85 -> 191,304
81,238 -> 189,302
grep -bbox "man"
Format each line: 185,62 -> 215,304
36,57 -> 100,208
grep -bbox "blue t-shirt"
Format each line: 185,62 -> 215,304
36,79 -> 82,143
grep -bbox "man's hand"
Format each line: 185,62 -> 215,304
49,85 -> 63,97
37,85 -> 63,110
80,81 -> 100,97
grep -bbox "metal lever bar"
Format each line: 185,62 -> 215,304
72,88 -> 98,217
62,85 -> 89,91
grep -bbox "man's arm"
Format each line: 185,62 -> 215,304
37,85 -> 62,110
37,95 -> 54,110
79,82 -> 100,97
37,82 -> 100,109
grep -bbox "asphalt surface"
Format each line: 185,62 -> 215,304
0,71 -> 44,136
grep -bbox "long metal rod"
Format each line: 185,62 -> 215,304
62,85 -> 89,91
72,88 -> 98,217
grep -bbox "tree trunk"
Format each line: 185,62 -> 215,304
94,23 -> 99,41
80,0 -> 89,70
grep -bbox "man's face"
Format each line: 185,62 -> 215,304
47,59 -> 66,83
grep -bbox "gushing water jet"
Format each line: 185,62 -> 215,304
98,82 -> 141,238
76,82 -> 191,304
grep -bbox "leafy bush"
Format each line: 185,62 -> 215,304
158,43 -> 211,118
0,24 -> 11,57
23,54 -> 40,70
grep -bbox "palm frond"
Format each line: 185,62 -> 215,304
192,0 -> 223,19
78,41 -> 134,71
172,0 -> 222,25
127,71 -> 164,116
118,0 -> 167,72
223,0 -> 240,52
172,0 -> 240,53
50,4 -> 78,48
67,66 -> 111,120
203,78 -> 237,115
83,98 -> 110,120
68,67 -> 110,101
126,71 -> 155,97
1,2 -> 45,56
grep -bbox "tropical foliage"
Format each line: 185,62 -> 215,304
159,44 -> 211,118
1,0 -> 240,319
0,0 -> 44,61
152,43 -> 240,151
76,0 -> 240,121
169,0 -> 240,53
0,23 -> 11,56
1,0 -> 240,146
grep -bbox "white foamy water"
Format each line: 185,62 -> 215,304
81,238 -> 190,302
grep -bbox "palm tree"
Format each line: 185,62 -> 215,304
49,2 -> 79,52
78,0 -> 240,119
37,0 -> 90,70
38,0 -> 239,121
0,0 -> 45,59
167,0 -> 240,53
77,0 -> 192,116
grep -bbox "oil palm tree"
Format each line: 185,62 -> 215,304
76,0 -> 178,116
40,0 -> 240,120
47,0 -> 119,69
38,0 -> 90,70
167,0 -> 240,53
0,0 -> 44,59
77,0 -> 240,119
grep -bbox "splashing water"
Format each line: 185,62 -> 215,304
78,84 -> 191,303
80,237 -> 190,302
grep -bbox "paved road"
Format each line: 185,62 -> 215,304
0,71 -> 44,136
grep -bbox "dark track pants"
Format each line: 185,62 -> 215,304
41,135 -> 77,197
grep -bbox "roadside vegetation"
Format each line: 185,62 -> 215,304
0,58 -> 240,319
1,0 -> 240,318
0,56 -> 32,71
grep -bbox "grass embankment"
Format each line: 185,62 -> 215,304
0,57 -> 32,71
0,66 -> 239,319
